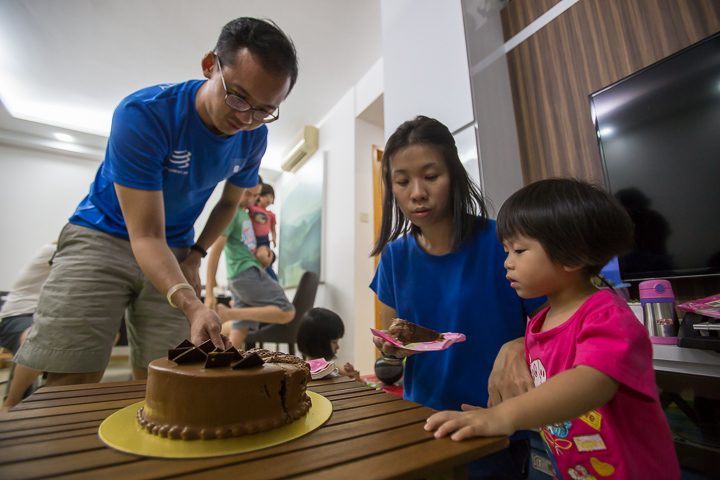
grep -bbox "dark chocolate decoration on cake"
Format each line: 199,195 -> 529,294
205,351 -> 235,368
173,347 -> 207,364
225,346 -> 243,362
169,340 -> 251,365
197,339 -> 216,354
232,351 -> 265,369
168,347 -> 191,360
175,339 -> 194,349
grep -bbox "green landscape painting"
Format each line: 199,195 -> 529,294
278,154 -> 323,288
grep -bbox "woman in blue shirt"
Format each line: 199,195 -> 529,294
370,116 -> 544,479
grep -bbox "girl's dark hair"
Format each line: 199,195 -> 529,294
215,17 -> 299,94
260,183 -> 275,197
370,116 -> 488,256
496,178 -> 634,276
296,307 -> 345,361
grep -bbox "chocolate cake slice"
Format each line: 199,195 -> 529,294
388,318 -> 443,344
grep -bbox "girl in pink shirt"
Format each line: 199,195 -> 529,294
249,183 -> 277,248
426,178 -> 679,479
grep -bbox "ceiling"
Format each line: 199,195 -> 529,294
0,0 -> 383,171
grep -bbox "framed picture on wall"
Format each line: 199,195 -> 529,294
278,153 -> 324,288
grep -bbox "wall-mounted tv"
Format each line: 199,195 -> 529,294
590,32 -> 720,281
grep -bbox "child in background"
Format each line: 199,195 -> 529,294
425,178 -> 679,479
255,246 -> 279,282
249,183 -> 277,248
297,307 -> 360,380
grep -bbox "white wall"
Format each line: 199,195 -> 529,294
353,59 -> 385,373
353,118 -> 383,375
381,0 -> 474,136
0,144 -> 100,289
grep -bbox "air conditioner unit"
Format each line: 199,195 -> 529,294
280,125 -> 319,172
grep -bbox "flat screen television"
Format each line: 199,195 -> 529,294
590,31 -> 720,281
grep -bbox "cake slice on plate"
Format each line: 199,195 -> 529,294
388,318 -> 443,344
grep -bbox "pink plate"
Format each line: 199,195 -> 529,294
370,328 -> 466,352
306,358 -> 330,374
306,358 -> 337,379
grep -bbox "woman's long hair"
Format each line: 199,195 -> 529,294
370,116 -> 487,257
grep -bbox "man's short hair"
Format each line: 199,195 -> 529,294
215,17 -> 299,94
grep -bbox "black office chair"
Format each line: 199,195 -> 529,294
245,271 -> 320,356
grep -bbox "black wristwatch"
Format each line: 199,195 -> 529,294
190,243 -> 208,258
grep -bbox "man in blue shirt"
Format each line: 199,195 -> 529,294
9,17 -> 298,405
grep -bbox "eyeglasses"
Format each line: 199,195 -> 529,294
215,55 -> 280,123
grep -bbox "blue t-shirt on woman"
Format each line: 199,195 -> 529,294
370,218 -> 545,411
70,80 -> 267,247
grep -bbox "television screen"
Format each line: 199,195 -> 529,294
590,32 -> 720,281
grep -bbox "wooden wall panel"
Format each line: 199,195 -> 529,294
501,0 -> 561,40
504,0 -> 720,184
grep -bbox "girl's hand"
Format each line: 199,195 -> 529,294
340,362 -> 361,380
372,334 -> 416,358
424,404 -> 515,441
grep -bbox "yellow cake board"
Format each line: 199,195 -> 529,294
98,391 -> 331,458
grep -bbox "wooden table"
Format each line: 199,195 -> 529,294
0,376 -> 508,479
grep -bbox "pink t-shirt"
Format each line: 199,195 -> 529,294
248,205 -> 276,238
525,289 -> 679,480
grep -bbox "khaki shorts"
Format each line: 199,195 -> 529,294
15,223 -> 191,372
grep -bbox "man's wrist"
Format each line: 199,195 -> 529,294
190,243 -> 208,257
174,289 -> 204,317
184,249 -> 204,264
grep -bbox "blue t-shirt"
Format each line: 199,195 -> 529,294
370,219 -> 545,412
69,80 -> 267,247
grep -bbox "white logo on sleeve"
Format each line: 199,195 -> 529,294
530,359 -> 547,387
167,150 -> 191,174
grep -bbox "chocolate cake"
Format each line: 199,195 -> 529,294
388,318 -> 443,344
137,341 -> 311,440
